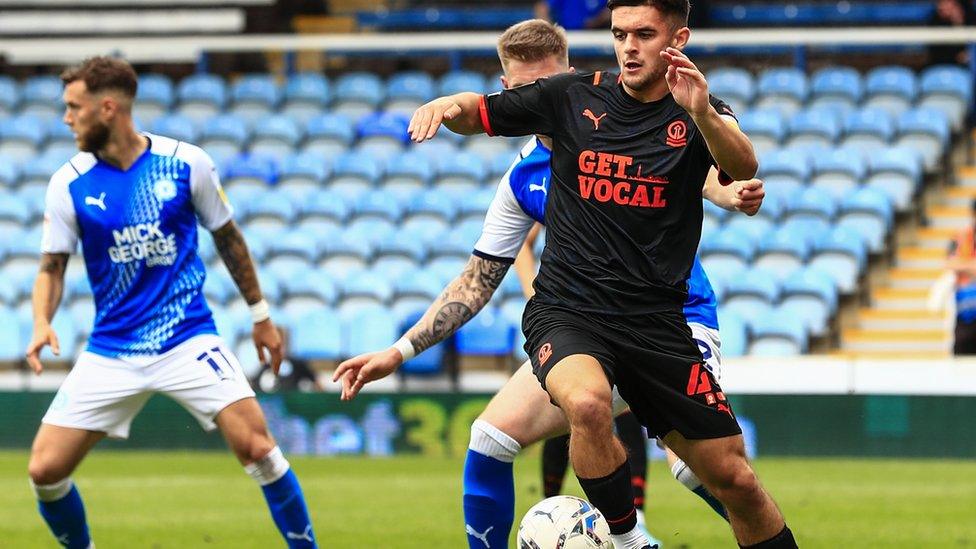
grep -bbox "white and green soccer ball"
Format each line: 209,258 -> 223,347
517,496 -> 613,549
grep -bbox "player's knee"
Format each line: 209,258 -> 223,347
708,462 -> 762,502
563,390 -> 612,431
28,456 -> 69,486
237,431 -> 276,464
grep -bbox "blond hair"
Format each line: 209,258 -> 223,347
497,19 -> 569,71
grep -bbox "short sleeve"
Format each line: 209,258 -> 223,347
709,95 -> 737,123
481,75 -> 563,138
189,148 -> 234,231
40,174 -> 79,254
473,166 -> 537,261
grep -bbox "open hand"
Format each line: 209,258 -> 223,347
332,348 -> 404,400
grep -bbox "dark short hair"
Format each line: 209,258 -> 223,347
606,0 -> 690,27
60,56 -> 137,98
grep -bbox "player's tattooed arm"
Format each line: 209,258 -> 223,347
404,255 -> 511,354
211,220 -> 264,305
33,253 -> 68,324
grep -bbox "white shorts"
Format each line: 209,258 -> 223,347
43,334 -> 256,439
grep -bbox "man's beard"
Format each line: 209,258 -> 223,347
79,121 -> 110,153
622,63 -> 666,93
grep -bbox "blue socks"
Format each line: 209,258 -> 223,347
463,420 -> 521,549
246,447 -> 317,548
33,478 -> 91,548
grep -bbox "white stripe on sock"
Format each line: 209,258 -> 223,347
30,477 -> 73,502
468,420 -> 521,462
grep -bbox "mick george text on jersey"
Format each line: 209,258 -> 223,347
108,221 -> 178,267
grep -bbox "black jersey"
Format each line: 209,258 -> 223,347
479,71 -> 737,315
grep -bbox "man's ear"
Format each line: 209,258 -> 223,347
569,66 -> 577,74
672,26 -> 690,50
500,74 -> 509,90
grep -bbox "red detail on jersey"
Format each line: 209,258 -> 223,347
666,120 -> 687,147
716,167 -> 734,186
593,71 -> 602,86
717,403 -> 733,417
686,363 -> 713,395
478,95 -> 495,136
705,393 -> 716,405
538,342 -> 553,366
582,109 -> 607,130
576,150 -> 669,209
716,391 -> 726,401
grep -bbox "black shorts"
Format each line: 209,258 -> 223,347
523,299 -> 741,440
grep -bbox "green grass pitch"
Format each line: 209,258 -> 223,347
1,451 -> 974,548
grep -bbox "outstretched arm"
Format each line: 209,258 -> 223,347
408,92 -> 485,143
211,220 -> 283,372
26,253 -> 68,374
333,255 -> 510,400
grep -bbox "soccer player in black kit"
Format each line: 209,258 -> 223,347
342,1 -> 798,547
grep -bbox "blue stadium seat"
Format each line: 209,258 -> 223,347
424,256 -> 468,286
411,139 -> 461,167
392,268 -> 442,300
67,298 -> 95,337
333,72 -> 385,120
895,107 -> 950,171
303,113 -> 355,159
0,116 -> 46,162
406,190 -> 457,222
435,150 -> 485,189
754,67 -> 809,117
290,308 -> 342,360
385,71 -> 436,115
0,76 -> 19,116
810,147 -> 867,200
809,66 -> 862,111
0,199 -> 36,232
707,68 -> 755,114
44,117 -> 74,146
346,217 -> 396,248
784,186 -> 837,225
722,268 -> 779,322
353,190 -> 404,222
786,109 -> 841,149
329,151 -> 383,199
319,233 -> 374,279
864,66 -> 917,117
456,307 -> 516,356
341,304 -> 398,358
282,73 -> 330,119
809,226 -> 867,294
757,148 -> 810,200
394,309 -> 455,379
376,232 -> 428,265
229,74 -> 280,123
723,214 -> 770,242
919,65 -> 972,131
753,229 -> 812,282
224,153 -> 276,187
463,134 -> 520,163
489,149 -> 518,179
715,309 -> 748,358
150,114 -> 199,144
457,188 -> 494,223
356,112 -> 409,162
250,115 -> 302,158
836,187 -> 894,253
865,146 -> 923,211
134,74 -> 175,123
428,229 -> 475,261
750,192 -> 786,225
382,150 -> 435,197
200,115 -> 250,160
280,267 -> 339,306
699,228 -> 757,277
203,273 -> 235,306
338,269 -> 394,315
780,267 -> 838,337
278,152 -> 329,191
737,109 -> 787,155
266,230 -> 319,263
176,74 -> 228,122
439,71 -> 488,97
0,158 -> 20,190
20,76 -> 62,117
748,308 -> 808,356
840,108 -> 894,153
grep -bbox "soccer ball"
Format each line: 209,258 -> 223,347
517,496 -> 613,549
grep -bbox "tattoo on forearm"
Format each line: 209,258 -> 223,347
212,223 -> 262,304
407,257 -> 510,354
38,254 -> 68,276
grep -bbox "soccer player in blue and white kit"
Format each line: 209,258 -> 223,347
334,20 -> 765,548
25,57 -> 316,548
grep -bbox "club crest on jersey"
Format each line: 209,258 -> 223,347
666,120 -> 687,148
153,179 -> 177,202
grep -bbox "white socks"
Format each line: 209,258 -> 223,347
244,446 -> 290,486
611,525 -> 651,549
468,420 -> 521,463
30,477 -> 73,502
671,458 -> 704,490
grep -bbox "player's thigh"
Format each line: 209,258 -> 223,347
662,429 -> 753,488
29,424 -> 105,483
544,354 -> 614,420
478,360 -> 570,447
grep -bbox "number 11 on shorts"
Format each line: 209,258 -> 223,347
196,346 -> 234,380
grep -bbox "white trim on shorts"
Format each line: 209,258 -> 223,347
42,334 -> 255,439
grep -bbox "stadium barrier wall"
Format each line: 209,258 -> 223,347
1,391 -> 973,458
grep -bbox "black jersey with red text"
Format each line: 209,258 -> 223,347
479,71 -> 737,315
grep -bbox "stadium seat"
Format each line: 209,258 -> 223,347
382,150 -> 435,197
456,307 -> 516,356
809,66 -> 862,112
395,309 -> 456,382
809,226 -> 867,294
737,109 -> 787,155
895,107 -> 950,171
723,214 -> 770,242
783,186 -> 837,225
865,146 -> 923,211
200,115 -> 250,161
748,308 -> 808,356
266,230 -> 319,264
757,148 -> 811,200
750,192 -> 786,225
919,65 -> 972,131
265,253 -> 313,286
435,151 -> 485,190
333,72 -> 385,120
439,70 -> 488,97
707,68 -> 755,114
356,112 -> 409,161
67,298 -> 95,338
424,256 -> 468,286
353,190 -> 404,222
203,273 -> 235,305
715,309 -> 748,358
376,233 -> 427,267
753,229 -> 811,282
723,267 -> 780,316
150,114 -> 199,144
810,147 -> 866,200
277,152 -> 330,200
863,66 -> 917,117
20,75 -> 62,117
699,228 -> 756,278
457,188 -> 494,223
229,74 -> 280,124
0,159 -> 19,190
463,133 -> 521,163
346,217 -> 396,248
840,108 -> 894,153
0,115 -> 45,162
303,113 -> 355,160
397,221 -> 448,251
754,67 -> 809,117
0,76 -> 19,117
836,187 -> 894,253
223,153 -> 276,188
341,304 -> 398,358
338,269 -> 394,316
328,150 -> 383,199
780,267 -> 839,337
290,308 -> 342,360
281,267 -> 339,305
176,74 -> 228,122
385,71 -> 436,115
250,115 -> 302,158
489,149 -> 518,180
319,233 -> 373,279
281,73 -> 331,120
786,108 -> 841,149
406,190 -> 457,222
134,73 -> 174,124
